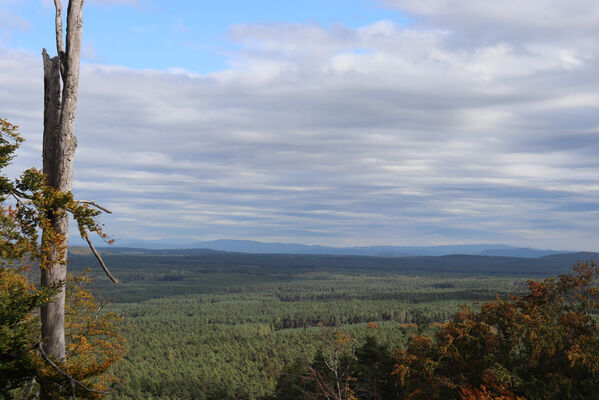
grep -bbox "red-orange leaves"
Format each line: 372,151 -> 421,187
393,262 -> 599,400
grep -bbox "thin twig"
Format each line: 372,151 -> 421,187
308,366 -> 335,400
84,234 -> 118,283
96,297 -> 113,315
10,192 -> 33,207
37,342 -> 113,395
76,200 -> 112,214
11,189 -> 33,200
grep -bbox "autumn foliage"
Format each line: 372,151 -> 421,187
0,118 -> 124,398
1,268 -> 125,399
393,261 -> 599,400
0,266 -> 58,396
34,271 -> 125,399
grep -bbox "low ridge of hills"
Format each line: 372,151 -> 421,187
79,238 -> 577,258
68,246 -> 599,278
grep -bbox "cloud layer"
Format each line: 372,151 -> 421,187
1,2 -> 598,249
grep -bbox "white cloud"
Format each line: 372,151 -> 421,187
381,0 -> 599,47
1,3 -> 599,249
81,41 -> 103,63
0,9 -> 29,32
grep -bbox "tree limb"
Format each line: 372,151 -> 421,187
83,234 -> 118,283
37,342 -> 113,395
96,297 -> 113,315
53,0 -> 64,55
53,0 -> 65,78
308,365 -> 335,400
10,192 -> 32,207
11,189 -> 33,200
76,200 -> 112,214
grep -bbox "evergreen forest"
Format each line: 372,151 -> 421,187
60,249 -> 599,399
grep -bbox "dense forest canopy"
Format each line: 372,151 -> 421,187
60,249 -> 599,399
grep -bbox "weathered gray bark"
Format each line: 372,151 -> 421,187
40,1 -> 84,395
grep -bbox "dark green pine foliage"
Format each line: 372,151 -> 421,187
265,358 -> 318,400
351,336 -> 397,400
267,335 -> 398,400
63,246 -> 594,399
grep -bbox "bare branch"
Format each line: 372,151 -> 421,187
53,0 -> 64,55
322,356 -> 335,373
11,189 -> 33,200
83,234 -> 118,283
10,192 -> 32,207
96,297 -> 113,315
308,366 -> 335,400
37,342 -> 113,395
53,0 -> 65,79
17,378 -> 36,400
76,200 -> 112,214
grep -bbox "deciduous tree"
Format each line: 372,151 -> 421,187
1,118 -> 122,397
393,262 -> 599,400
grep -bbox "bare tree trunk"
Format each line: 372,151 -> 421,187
41,49 -> 65,364
40,1 -> 84,397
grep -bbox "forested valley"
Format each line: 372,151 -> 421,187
60,249 -> 599,399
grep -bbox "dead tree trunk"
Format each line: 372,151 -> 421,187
40,0 -> 84,390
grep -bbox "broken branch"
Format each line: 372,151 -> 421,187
83,234 -> 119,284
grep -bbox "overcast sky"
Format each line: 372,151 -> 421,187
1,0 -> 598,249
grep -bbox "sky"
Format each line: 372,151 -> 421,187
0,0 -> 598,250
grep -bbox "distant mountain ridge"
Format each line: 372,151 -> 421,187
68,248 -> 599,279
93,238 -> 573,258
